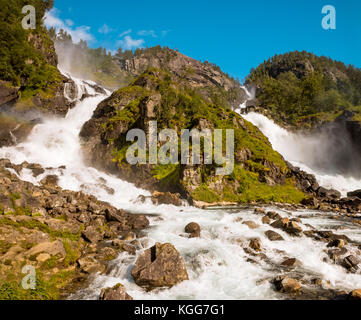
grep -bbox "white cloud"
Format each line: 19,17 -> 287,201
98,24 -> 113,34
137,30 -> 157,38
65,19 -> 74,27
161,29 -> 171,37
117,35 -> 144,50
44,8 -> 94,43
119,29 -> 132,37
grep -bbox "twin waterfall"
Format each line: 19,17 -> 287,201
0,75 -> 360,299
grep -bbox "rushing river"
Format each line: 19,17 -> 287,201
0,75 -> 360,299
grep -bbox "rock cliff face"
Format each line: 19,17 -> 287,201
115,47 -> 247,110
80,68 -> 305,205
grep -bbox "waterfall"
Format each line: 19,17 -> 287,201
1,73 -> 361,300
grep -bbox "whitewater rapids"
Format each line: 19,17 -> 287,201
0,74 -> 360,299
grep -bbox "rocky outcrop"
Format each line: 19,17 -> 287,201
115,47 -> 247,110
0,158 -> 149,299
131,242 -> 189,288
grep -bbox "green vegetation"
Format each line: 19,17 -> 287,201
0,217 -> 83,241
0,270 -> 74,300
248,51 -> 361,126
192,184 -> 221,203
0,0 -> 62,102
104,69 -> 304,203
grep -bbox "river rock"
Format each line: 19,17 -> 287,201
327,239 -> 347,248
242,221 -> 260,229
40,175 -> 59,187
271,218 -> 289,229
254,208 -> 266,215
347,289 -> 361,300
266,211 -> 282,220
131,242 -> 188,288
249,238 -> 262,251
99,283 -> 133,300
82,225 -> 103,243
343,255 -> 359,272
301,196 -> 319,207
77,256 -> 105,274
265,230 -> 284,241
317,187 -> 341,200
347,189 -> 361,198
151,191 -> 182,206
185,222 -> 201,238
285,221 -> 303,235
281,258 -> 302,268
273,276 -> 301,293
262,215 -> 271,224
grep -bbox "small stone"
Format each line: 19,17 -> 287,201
122,243 -> 136,255
273,276 -> 301,293
242,221 -> 260,229
36,253 -> 51,263
265,230 -> 284,241
285,221 -> 303,235
290,217 -> 302,223
262,216 -> 271,224
281,258 -> 302,268
249,238 -> 262,252
185,222 -> 201,238
266,211 -> 282,220
82,226 -> 103,243
254,208 -> 265,215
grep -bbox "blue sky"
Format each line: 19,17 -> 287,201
45,0 -> 361,81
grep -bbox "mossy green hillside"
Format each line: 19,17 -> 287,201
93,69 -> 304,203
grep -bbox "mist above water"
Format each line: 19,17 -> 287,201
242,112 -> 361,195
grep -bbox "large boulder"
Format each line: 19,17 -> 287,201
131,242 -> 189,288
347,189 -> 361,198
347,289 -> 361,300
317,187 -> 341,200
99,283 -> 133,300
151,191 -> 182,206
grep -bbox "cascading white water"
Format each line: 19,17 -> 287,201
242,112 -> 361,196
1,74 -> 361,300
